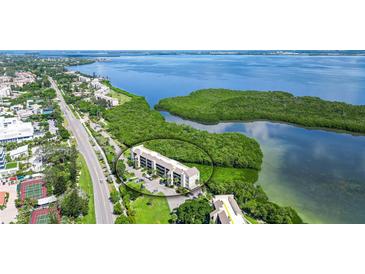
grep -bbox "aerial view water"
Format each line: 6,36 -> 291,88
69,54 -> 365,223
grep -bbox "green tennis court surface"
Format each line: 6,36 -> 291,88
24,184 -> 43,199
35,214 -> 51,224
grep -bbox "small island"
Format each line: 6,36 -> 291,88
156,89 -> 365,134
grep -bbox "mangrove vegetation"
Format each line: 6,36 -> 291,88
156,89 -> 365,133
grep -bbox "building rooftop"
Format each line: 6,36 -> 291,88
0,116 -> 34,142
212,195 -> 248,224
133,145 -> 199,176
9,144 -> 28,158
218,210 -> 230,224
37,195 -> 57,206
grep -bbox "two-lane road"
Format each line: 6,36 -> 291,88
50,77 -> 114,224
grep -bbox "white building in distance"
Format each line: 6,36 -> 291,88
0,86 -> 11,98
131,145 -> 200,189
78,75 -> 91,83
0,116 -> 34,143
91,79 -> 119,107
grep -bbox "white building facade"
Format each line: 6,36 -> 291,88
0,86 -> 11,98
0,147 -> 5,169
9,145 -> 29,160
131,145 -> 200,189
0,116 -> 34,143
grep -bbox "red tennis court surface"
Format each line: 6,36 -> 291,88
30,208 -> 61,224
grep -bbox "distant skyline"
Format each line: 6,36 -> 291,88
1,50 -> 365,57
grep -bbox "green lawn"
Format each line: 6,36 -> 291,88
109,90 -> 131,105
211,166 -> 258,185
101,79 -> 132,105
130,196 -> 171,224
5,162 -> 18,169
185,163 -> 258,191
78,154 -> 96,224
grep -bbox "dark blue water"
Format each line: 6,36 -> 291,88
69,55 -> 365,223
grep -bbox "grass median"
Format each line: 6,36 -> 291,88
78,154 -> 96,224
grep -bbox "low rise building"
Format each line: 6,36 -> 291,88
90,78 -> 105,89
91,78 -> 119,107
79,75 -> 91,83
48,119 -> 58,135
0,116 -> 34,143
13,72 -> 35,87
210,195 -> 248,224
17,109 -> 33,120
94,92 -> 119,107
9,145 -> 29,160
37,195 -> 57,206
10,104 -> 23,112
131,145 -> 200,189
0,86 -> 11,98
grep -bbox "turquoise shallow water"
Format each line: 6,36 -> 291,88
69,54 -> 365,223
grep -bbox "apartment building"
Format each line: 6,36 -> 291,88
131,145 -> 200,190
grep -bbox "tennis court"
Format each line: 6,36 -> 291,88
19,179 -> 47,201
36,214 -> 50,224
30,208 -> 61,224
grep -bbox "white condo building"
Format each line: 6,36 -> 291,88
131,145 -> 200,190
0,116 -> 34,143
91,79 -> 119,107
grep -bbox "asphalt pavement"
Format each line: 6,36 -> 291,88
50,77 -> 114,224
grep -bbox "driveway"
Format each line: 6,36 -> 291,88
121,154 -> 201,210
0,183 -> 18,224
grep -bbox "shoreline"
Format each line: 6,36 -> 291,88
158,109 -> 365,138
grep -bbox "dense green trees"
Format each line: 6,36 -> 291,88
104,97 -> 263,170
43,145 -> 91,222
61,189 -> 89,218
243,199 -> 302,224
69,145 -> 78,185
110,189 -> 121,203
45,166 -> 68,196
210,180 -> 303,224
156,89 -> 365,133
174,198 -> 212,224
101,87 -> 304,224
144,139 -> 212,166
113,203 -> 123,215
115,214 -> 131,224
